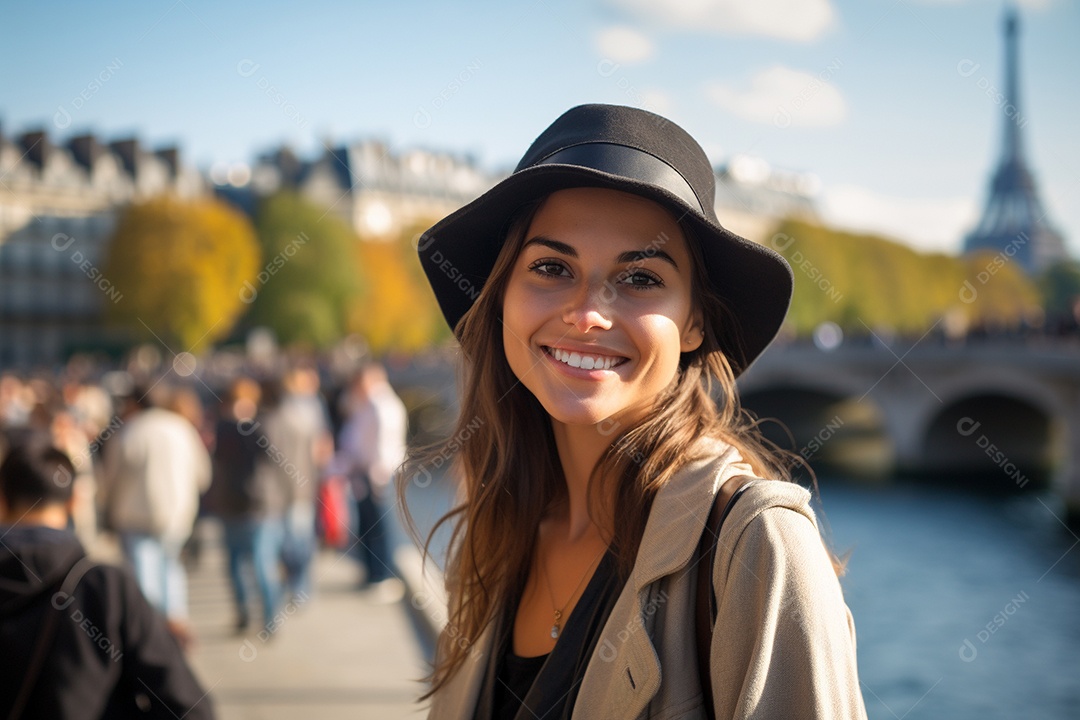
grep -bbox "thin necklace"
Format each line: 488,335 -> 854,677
540,546 -> 606,640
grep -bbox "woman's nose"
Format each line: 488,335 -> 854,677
561,280 -> 614,333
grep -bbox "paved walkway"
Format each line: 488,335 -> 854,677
184,520 -> 431,720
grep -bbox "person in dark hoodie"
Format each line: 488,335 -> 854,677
0,438 -> 215,720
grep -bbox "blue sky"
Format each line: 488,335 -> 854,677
2,0 -> 1077,256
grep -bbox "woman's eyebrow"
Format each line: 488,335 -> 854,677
615,248 -> 678,270
523,235 -> 679,270
523,236 -> 575,257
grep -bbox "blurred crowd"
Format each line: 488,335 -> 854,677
0,356 -> 408,648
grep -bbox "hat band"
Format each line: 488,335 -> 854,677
534,143 -> 703,213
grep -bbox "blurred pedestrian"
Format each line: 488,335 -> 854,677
261,366 -> 332,602
101,386 -> 211,648
207,377 -> 283,631
0,440 -> 214,719
333,363 -> 407,602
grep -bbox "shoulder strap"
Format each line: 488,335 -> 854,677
6,556 -> 96,720
695,477 -> 756,720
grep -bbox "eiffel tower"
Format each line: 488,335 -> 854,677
962,7 -> 1067,274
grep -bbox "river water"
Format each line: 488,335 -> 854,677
822,479 -> 1079,719
397,476 -> 1080,718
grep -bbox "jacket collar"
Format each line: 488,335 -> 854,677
630,437 -> 750,592
565,438 -> 754,720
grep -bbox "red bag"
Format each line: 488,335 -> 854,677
317,475 -> 350,549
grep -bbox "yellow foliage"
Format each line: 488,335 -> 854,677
350,219 -> 451,354
773,218 -> 1042,336
104,195 -> 261,353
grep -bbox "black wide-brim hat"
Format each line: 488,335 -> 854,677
417,103 -> 793,376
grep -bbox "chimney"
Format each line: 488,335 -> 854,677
109,138 -> 140,177
19,130 -> 49,169
69,134 -> 103,171
155,147 -> 179,178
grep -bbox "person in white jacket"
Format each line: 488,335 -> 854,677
331,364 -> 407,601
103,387 -> 211,643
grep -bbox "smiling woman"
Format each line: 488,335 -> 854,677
503,188 -> 702,433
403,104 -> 868,720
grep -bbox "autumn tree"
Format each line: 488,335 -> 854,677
245,192 -> 362,348
349,219 -> 453,354
770,218 -> 1042,337
104,195 -> 260,353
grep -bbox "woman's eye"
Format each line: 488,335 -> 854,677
527,259 -> 569,278
620,269 -> 663,288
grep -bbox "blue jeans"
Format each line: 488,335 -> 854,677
354,493 -> 396,584
222,516 -> 285,626
282,503 -> 316,599
120,532 -> 189,620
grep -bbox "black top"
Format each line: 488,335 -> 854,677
206,418 -> 261,518
476,546 -> 624,720
492,650 -> 549,718
0,525 -> 214,719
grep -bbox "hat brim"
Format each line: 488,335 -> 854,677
418,163 -> 792,376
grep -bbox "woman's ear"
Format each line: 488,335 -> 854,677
682,312 -> 705,352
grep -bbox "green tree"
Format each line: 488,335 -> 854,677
104,195 -> 260,353
246,192 -> 362,348
1039,260 -> 1080,319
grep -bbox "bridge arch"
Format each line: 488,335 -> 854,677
739,383 -> 891,477
918,383 -> 1063,492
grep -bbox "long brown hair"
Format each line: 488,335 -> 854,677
400,196 -> 807,698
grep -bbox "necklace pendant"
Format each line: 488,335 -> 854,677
550,623 -> 560,639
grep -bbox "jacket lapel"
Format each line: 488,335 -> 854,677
430,619 -> 496,719
572,439 -> 752,719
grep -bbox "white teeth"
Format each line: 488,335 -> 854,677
548,347 -> 623,371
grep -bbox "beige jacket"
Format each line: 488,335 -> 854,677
104,408 -> 212,544
428,439 -> 868,719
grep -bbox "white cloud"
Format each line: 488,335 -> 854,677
707,65 -> 846,127
594,25 -> 656,64
639,89 -> 672,114
820,184 -> 980,253
606,0 -> 835,42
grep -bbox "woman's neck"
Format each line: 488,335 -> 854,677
549,420 -> 617,542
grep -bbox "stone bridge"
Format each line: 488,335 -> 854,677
739,338 -> 1080,522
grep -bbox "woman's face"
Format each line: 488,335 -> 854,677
502,187 -> 703,431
